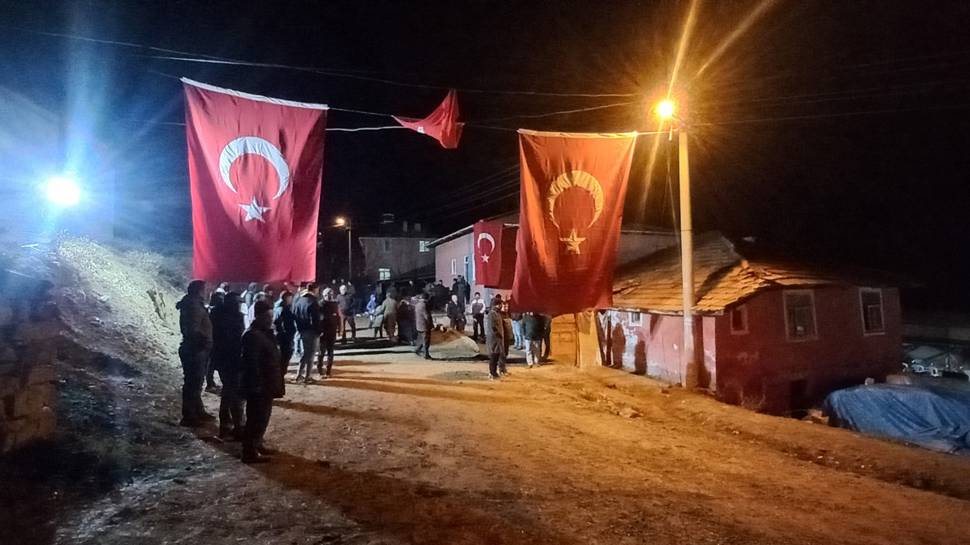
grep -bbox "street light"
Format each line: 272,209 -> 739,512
654,98 -> 699,389
334,216 -> 352,281
44,175 -> 82,207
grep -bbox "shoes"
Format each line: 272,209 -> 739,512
424,356 -> 433,360
219,428 -> 242,441
205,385 -> 220,394
198,412 -> 217,422
500,370 -> 510,376
179,418 -> 202,428
257,445 -> 279,455
527,364 -> 534,369
242,452 -> 270,464
488,374 -> 500,380
305,377 -> 318,384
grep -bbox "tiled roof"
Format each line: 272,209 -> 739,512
612,233 -> 897,314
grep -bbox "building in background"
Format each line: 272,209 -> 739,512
358,213 -> 436,286
429,212 -> 677,302
606,233 -> 902,415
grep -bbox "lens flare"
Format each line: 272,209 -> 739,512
45,175 -> 82,207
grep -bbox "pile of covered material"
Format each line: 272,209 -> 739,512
823,382 -> 970,455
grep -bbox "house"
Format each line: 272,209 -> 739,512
358,214 -> 436,285
607,233 -> 902,415
428,212 -> 677,301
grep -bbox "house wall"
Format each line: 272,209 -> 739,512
433,234 -> 510,302
604,311 -> 717,387
359,236 -> 435,283
714,286 -> 903,414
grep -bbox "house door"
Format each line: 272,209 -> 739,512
464,255 -> 473,285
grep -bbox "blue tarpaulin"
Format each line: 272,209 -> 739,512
823,383 -> 970,455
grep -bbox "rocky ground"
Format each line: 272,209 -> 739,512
2,239 -> 969,544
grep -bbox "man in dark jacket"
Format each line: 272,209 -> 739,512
484,295 -> 506,380
240,300 -> 284,463
319,288 -> 340,378
210,292 -> 245,438
446,294 -> 465,332
414,293 -> 433,360
177,280 -> 214,427
273,291 -> 297,383
522,312 -> 543,368
336,284 -> 356,343
291,283 -> 321,383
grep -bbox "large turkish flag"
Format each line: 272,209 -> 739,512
473,220 -> 516,289
183,78 -> 327,282
512,130 -> 637,314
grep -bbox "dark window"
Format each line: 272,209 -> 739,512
382,240 -> 391,252
629,312 -> 642,325
730,305 -> 748,334
784,291 -> 817,341
860,288 -> 885,334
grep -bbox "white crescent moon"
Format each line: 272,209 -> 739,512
546,170 -> 604,228
219,136 -> 290,200
477,232 -> 496,255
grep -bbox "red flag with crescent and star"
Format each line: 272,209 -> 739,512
183,78 -> 327,282
512,129 -> 637,315
473,220 -> 517,289
393,89 -> 464,149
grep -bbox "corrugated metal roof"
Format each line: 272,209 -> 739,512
612,233 -> 898,314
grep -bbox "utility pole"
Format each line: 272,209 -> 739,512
678,127 -> 698,389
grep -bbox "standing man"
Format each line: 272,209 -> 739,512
319,287 -> 340,378
484,295 -> 506,380
273,290 -> 297,382
176,280 -> 214,427
510,305 -> 525,350
210,292 -> 245,438
380,289 -> 399,342
470,292 -> 486,341
540,314 -> 553,362
501,301 -> 513,372
522,312 -> 543,368
446,294 -> 465,332
414,293 -> 434,360
292,283 -> 321,383
336,284 -> 357,343
239,300 -> 285,464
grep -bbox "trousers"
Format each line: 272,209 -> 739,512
472,314 -> 484,340
243,396 -> 273,457
218,369 -> 243,433
179,345 -> 208,422
488,352 -> 506,377
415,329 -> 431,358
298,330 -> 319,379
340,313 -> 356,341
318,333 -> 336,375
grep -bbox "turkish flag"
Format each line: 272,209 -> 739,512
473,220 -> 517,289
183,78 -> 327,282
393,89 -> 464,149
512,130 -> 637,315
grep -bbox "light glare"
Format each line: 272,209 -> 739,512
656,99 -> 676,119
45,175 -> 82,207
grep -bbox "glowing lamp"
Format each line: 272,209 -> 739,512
334,216 -> 347,227
45,175 -> 81,207
656,99 -> 676,120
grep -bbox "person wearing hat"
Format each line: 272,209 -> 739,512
483,295 -> 507,380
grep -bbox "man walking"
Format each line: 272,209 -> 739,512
319,287 -> 340,378
211,291 -> 245,438
292,283 -> 321,383
336,284 -> 356,343
176,280 -> 214,427
470,292 -> 485,341
484,295 -> 506,380
414,293 -> 433,360
273,290 -> 297,382
240,300 -> 285,464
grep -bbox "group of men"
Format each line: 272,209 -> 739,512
177,280 -> 284,463
482,294 -> 552,379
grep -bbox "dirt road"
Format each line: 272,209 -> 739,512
43,340 -> 970,545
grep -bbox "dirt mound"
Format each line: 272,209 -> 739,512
54,238 -> 188,368
430,327 -> 480,359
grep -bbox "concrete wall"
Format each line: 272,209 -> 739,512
714,286 -> 903,414
359,236 -> 435,283
604,310 -> 716,386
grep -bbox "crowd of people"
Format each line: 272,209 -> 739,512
175,276 -> 553,462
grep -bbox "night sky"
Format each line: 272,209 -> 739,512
2,1 -> 970,308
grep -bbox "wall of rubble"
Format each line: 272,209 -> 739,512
0,278 -> 61,454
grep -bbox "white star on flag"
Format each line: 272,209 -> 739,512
239,196 -> 271,222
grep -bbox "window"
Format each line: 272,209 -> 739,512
419,240 -> 431,253
378,268 -> 391,280
382,239 -> 391,252
730,305 -> 749,334
860,288 -> 885,334
415,222 -> 422,232
450,258 -> 457,275
784,290 -> 817,341
628,311 -> 642,325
